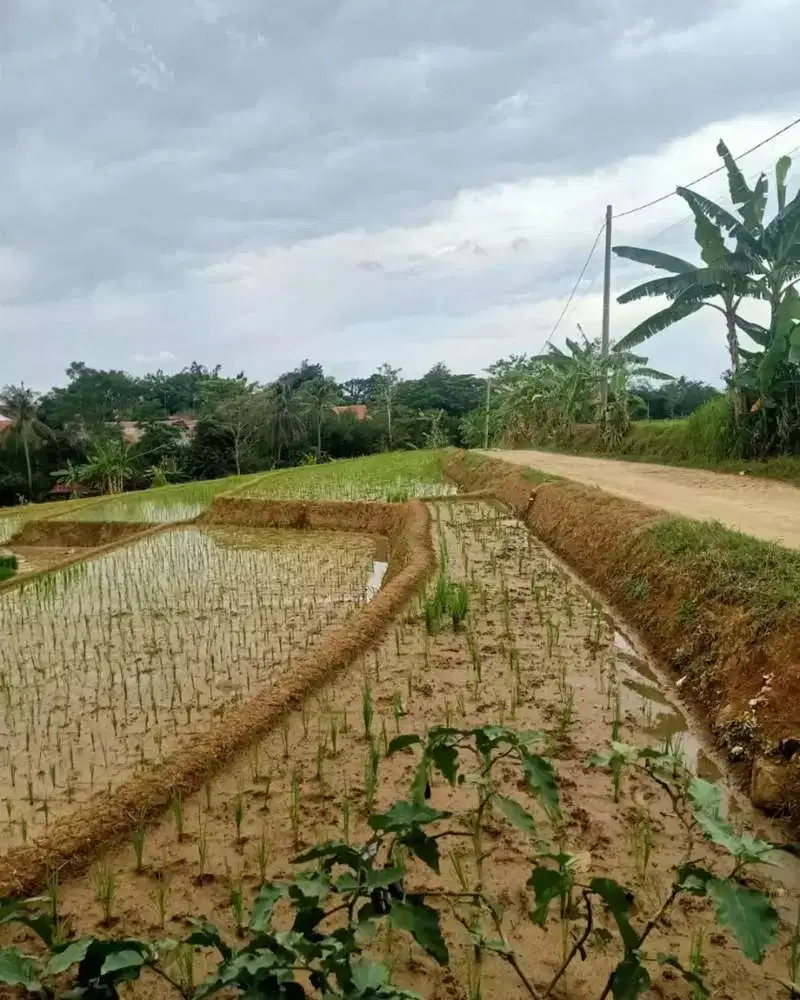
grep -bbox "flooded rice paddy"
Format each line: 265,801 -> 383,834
0,524 -> 381,846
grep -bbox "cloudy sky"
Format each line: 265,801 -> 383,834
2,0 -> 800,391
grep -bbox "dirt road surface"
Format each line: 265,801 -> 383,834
486,449 -> 800,550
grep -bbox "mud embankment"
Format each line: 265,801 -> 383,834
445,451 -> 800,815
10,519 -> 152,548
0,499 -> 435,896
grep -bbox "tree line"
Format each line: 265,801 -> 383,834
0,349 -> 717,505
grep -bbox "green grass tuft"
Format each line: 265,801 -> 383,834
645,517 -> 800,617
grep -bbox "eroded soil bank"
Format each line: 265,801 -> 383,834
5,499 -> 794,1000
445,451 -> 800,816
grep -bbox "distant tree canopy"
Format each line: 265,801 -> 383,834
0,352 -> 725,507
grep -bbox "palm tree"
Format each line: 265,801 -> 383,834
0,384 -> 50,498
79,439 -> 136,495
300,377 -> 340,461
265,380 -> 306,465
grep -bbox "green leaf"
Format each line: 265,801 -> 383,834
386,735 -> 421,756
0,949 -> 42,992
351,959 -> 390,992
776,155 -> 792,212
688,779 -> 774,863
294,840 -> 366,871
336,867 -> 405,892
717,140 -> 754,208
494,794 -> 536,833
0,903 -> 55,948
677,187 -> 763,257
185,919 -> 233,960
707,878 -> 779,964
610,954 -> 651,1000
614,298 -> 704,352
402,830 -> 441,873
613,246 -> 696,274
734,315 -> 770,347
429,745 -> 459,785
48,938 -> 92,975
527,867 -> 566,927
99,948 -> 149,978
589,878 -> 639,952
289,872 -> 330,904
676,864 -> 713,896
687,200 -> 728,266
249,884 -> 287,933
370,801 -> 450,833
389,898 -> 448,965
520,752 -> 560,817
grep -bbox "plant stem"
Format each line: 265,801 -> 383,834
543,891 -> 593,997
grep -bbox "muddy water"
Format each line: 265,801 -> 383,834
439,499 -> 800,919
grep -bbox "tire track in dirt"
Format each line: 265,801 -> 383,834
485,450 -> 800,550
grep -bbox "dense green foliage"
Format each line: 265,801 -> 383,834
614,140 -> 800,459
0,362 -> 482,507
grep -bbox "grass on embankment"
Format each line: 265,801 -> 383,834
541,420 -> 800,484
445,449 -> 800,812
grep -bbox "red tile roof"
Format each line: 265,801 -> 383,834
331,404 -> 368,422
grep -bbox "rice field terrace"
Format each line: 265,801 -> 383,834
0,523 -> 381,846
0,452 -> 797,1000
50,474 -> 265,524
239,450 -> 454,501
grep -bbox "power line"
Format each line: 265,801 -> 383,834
618,141 -> 800,247
535,221 -> 605,356
614,115 -> 800,219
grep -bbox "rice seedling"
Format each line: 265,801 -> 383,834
361,678 -> 374,739
92,861 -> 116,925
170,791 -> 185,842
289,771 -> 302,850
131,820 -> 146,873
153,874 -> 170,929
256,826 -> 270,883
363,740 -> 380,814
232,792 -> 245,844
196,813 -> 209,882
229,877 -> 246,937
0,520 -> 375,844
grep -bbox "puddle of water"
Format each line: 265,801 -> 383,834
366,560 -> 388,600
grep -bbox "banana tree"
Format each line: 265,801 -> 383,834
612,141 -> 800,420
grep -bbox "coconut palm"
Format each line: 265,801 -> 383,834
300,377 -> 341,461
265,380 -> 306,465
0,384 -> 50,498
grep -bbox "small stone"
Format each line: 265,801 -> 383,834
729,744 -> 745,761
750,756 -> 787,811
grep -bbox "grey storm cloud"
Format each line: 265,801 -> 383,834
2,0 -> 800,387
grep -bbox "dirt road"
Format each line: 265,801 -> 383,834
485,449 -> 800,550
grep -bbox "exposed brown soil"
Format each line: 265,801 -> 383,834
5,500 -> 792,1000
0,499 -> 434,897
9,519 -> 152,548
486,448 -> 800,550
446,452 -> 800,814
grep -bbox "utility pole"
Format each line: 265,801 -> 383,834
483,375 -> 491,449
600,203 -> 613,409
